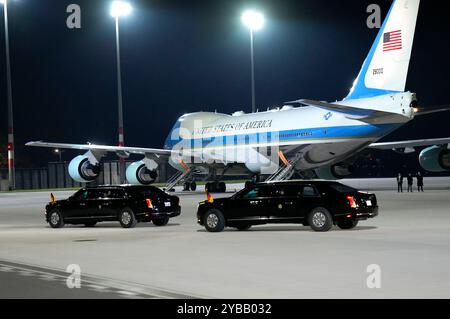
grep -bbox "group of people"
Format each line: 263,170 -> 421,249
396,172 -> 424,193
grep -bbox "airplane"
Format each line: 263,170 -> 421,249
27,0 -> 450,193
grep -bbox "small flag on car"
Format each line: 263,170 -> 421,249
50,193 -> 56,204
206,191 -> 214,203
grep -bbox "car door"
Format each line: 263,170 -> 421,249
86,189 -> 117,220
299,185 -> 322,217
64,189 -> 90,221
267,185 -> 302,221
227,186 -> 270,222
102,189 -> 126,219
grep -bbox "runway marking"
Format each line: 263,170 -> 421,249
18,270 -> 35,277
117,290 -> 138,296
87,284 -> 108,290
0,259 -> 199,299
39,274 -> 59,281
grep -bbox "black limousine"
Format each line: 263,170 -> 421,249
197,181 -> 378,232
46,185 -> 180,228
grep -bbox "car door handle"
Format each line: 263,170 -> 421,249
79,203 -> 86,206
285,202 -> 294,205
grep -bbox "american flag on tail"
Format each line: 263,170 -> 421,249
383,30 -> 402,52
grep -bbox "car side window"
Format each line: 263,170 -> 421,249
110,189 -> 125,199
302,186 -> 320,197
242,187 -> 268,199
72,189 -> 88,201
86,190 -> 102,200
242,188 -> 259,199
273,186 -> 301,197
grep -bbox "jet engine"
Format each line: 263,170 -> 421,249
68,153 -> 101,183
419,146 -> 450,172
315,163 -> 354,180
126,159 -> 158,185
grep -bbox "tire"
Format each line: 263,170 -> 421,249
235,225 -> 251,231
190,181 -> 197,191
183,182 -> 190,191
203,209 -> 226,232
218,182 -> 226,193
337,219 -> 359,230
84,222 -> 97,227
308,207 -> 333,232
153,216 -> 169,226
48,209 -> 65,229
119,208 -> 137,228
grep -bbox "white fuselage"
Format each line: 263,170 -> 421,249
165,92 -> 415,174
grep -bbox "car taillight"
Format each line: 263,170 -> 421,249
146,198 -> 153,209
347,196 -> 357,208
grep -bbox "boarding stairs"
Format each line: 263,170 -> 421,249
164,170 -> 192,191
266,152 -> 303,182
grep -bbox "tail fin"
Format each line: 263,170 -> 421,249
345,0 -> 420,100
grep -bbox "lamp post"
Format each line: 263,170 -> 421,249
241,10 -> 265,114
110,1 -> 132,183
1,0 -> 15,190
54,149 -> 63,162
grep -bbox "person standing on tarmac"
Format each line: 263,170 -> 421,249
396,173 -> 404,193
417,172 -> 424,192
407,173 -> 414,192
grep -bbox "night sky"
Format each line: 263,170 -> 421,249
1,0 -> 450,170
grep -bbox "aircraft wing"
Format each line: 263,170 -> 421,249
26,141 -> 172,158
291,99 -> 398,120
369,138 -> 450,150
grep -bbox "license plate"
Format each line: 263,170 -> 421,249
164,202 -> 171,207
366,200 -> 372,207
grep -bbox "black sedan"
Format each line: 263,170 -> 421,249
45,185 -> 180,228
197,181 -> 378,232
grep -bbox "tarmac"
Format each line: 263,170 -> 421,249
0,178 -> 449,298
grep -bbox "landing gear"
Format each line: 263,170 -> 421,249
183,181 -> 197,191
205,181 -> 226,193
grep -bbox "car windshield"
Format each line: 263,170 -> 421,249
329,183 -> 357,193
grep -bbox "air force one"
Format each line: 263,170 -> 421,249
27,0 -> 450,191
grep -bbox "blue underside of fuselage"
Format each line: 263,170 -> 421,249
163,123 -> 402,150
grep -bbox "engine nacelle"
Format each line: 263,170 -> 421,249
245,153 -> 278,174
419,146 -> 450,172
315,164 -> 354,180
126,159 -> 158,185
68,155 -> 101,183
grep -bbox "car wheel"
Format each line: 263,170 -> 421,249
49,209 -> 65,229
308,207 -> 333,232
235,225 -> 251,231
190,181 -> 197,191
119,208 -> 137,228
84,222 -> 97,227
337,219 -> 359,230
153,216 -> 169,226
203,209 -> 226,232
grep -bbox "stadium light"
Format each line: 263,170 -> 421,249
241,10 -> 265,113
